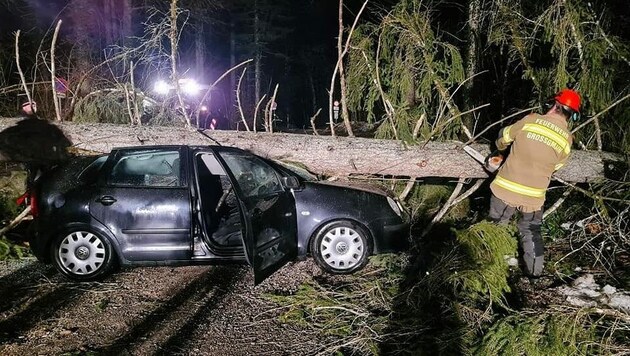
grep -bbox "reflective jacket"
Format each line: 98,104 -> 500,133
490,113 -> 572,212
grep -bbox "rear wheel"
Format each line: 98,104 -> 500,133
310,220 -> 372,274
51,230 -> 117,281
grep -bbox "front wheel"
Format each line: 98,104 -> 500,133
310,220 -> 372,274
51,230 -> 117,281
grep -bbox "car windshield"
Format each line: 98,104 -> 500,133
267,160 -> 319,181
219,151 -> 284,198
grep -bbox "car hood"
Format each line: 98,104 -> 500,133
308,180 -> 393,197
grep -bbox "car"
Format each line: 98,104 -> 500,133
27,145 -> 409,283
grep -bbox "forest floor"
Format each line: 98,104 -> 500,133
0,258 -> 333,356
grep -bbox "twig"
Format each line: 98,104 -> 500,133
399,178 -> 417,201
310,108 -> 322,136
421,177 -> 466,237
555,177 -> 630,204
197,58 -> 253,119
463,106 -> 537,145
422,104 -> 491,148
236,68 -> 250,131
267,84 -> 279,133
328,0 -> 369,137
412,113 -> 426,139
375,31 -> 398,141
451,178 -> 484,206
571,93 -> 630,134
50,20 -> 63,121
253,94 -> 267,133
15,30 -> 34,110
0,206 -> 31,237
543,188 -> 572,219
312,306 -> 368,318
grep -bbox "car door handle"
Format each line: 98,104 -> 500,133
97,196 -> 117,206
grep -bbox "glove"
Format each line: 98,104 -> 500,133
484,151 -> 504,173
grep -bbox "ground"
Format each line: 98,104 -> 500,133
0,259 -> 329,356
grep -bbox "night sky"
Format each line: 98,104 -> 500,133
1,0 -> 629,127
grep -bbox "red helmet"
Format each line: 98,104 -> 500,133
555,89 -> 580,113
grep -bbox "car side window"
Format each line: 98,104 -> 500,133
219,152 -> 283,198
109,150 -> 182,187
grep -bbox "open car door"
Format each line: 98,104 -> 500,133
214,147 -> 297,284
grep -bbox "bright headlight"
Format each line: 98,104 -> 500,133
154,80 -> 170,95
182,79 -> 201,95
387,196 -> 403,217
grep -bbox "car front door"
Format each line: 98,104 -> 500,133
214,147 -> 297,284
89,147 -> 192,261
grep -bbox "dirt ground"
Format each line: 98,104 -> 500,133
0,258 -> 332,356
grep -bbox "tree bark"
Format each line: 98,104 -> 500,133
0,120 -> 619,184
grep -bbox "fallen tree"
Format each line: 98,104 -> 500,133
0,119 -> 624,183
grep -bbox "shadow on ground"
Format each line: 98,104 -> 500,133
378,223 -> 470,355
95,265 -> 245,355
0,262 -> 98,343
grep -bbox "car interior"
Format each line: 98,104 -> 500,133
195,153 -> 244,250
110,150 -> 181,187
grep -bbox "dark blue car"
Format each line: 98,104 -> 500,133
28,145 -> 409,283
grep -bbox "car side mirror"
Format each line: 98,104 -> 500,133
281,176 -> 300,190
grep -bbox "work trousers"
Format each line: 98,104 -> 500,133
489,194 -> 544,277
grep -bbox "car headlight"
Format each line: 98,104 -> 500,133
387,196 -> 403,217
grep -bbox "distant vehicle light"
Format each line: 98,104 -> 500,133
181,79 -> 201,96
200,105 -> 208,112
154,80 -> 170,95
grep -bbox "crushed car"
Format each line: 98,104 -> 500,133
26,145 -> 409,283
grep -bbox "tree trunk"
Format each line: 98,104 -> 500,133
195,22 -> 205,77
464,0 -> 480,130
254,1 -> 262,106
337,0 -> 354,137
0,119 -> 619,184
229,18 -> 236,119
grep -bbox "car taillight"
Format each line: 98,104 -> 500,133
30,192 -> 39,217
16,191 -> 39,217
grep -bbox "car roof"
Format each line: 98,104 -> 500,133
112,144 -> 219,151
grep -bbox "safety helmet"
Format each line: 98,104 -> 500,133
555,89 -> 580,113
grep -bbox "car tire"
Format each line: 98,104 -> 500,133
51,229 -> 117,281
310,220 -> 373,274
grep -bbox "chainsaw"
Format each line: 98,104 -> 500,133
463,145 -> 504,173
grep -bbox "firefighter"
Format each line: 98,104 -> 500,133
487,88 -> 580,277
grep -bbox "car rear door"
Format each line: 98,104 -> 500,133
213,147 -> 297,284
89,147 -> 192,261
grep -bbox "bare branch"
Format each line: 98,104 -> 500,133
571,93 -> 630,134
50,20 -> 63,121
310,108 -> 322,136
236,68 -> 250,131
15,30 -> 34,110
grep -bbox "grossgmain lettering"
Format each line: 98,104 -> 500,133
526,131 -> 562,153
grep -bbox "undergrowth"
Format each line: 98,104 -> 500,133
266,218 -> 622,354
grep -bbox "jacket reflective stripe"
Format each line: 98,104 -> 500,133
503,126 -> 512,143
554,163 -> 564,171
494,176 -> 546,198
523,124 -> 571,154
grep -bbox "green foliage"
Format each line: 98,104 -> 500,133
476,310 -> 599,355
345,0 -> 467,142
265,254 -> 405,354
0,237 -> 30,260
0,170 -> 26,222
74,90 -> 135,124
451,222 -> 517,307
